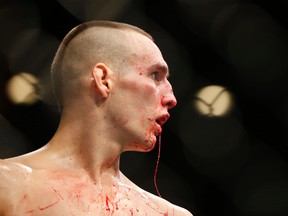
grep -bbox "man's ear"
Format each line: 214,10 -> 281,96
91,63 -> 111,98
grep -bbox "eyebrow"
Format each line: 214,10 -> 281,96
150,63 -> 170,78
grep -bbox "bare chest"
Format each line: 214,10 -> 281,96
10,176 -> 169,216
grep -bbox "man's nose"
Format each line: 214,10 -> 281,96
161,90 -> 177,109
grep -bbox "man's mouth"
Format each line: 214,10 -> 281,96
155,114 -> 170,126
154,114 -> 170,135
155,124 -> 162,136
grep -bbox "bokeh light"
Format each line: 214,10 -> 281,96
194,85 -> 233,116
5,72 -> 39,105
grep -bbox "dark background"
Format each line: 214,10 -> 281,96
1,0 -> 288,215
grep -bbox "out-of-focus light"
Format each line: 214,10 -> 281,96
5,72 -> 39,105
194,85 -> 233,116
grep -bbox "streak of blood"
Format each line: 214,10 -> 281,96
154,134 -> 162,197
38,198 -> 60,211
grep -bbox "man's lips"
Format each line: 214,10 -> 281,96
155,123 -> 162,136
154,114 -> 170,136
147,114 -> 170,136
155,114 -> 170,126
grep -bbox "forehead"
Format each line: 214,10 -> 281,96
128,34 -> 169,74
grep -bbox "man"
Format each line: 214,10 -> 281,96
0,20 -> 193,215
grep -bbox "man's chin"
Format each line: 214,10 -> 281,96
128,135 -> 157,152
144,137 -> 157,151
138,137 -> 157,152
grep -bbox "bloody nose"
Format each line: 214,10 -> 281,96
161,93 -> 177,109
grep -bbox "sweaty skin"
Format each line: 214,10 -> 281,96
0,21 -> 193,216
0,159 -> 191,215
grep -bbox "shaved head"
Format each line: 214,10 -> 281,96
51,20 -> 154,111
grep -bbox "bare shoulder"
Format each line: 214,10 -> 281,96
121,172 -> 193,215
150,192 -> 193,216
0,159 -> 32,214
171,202 -> 194,216
0,158 -> 32,190
0,158 -> 32,177
0,158 -> 32,191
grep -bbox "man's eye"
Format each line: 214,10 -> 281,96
151,72 -> 159,81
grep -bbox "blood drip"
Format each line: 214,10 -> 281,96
154,135 -> 162,197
